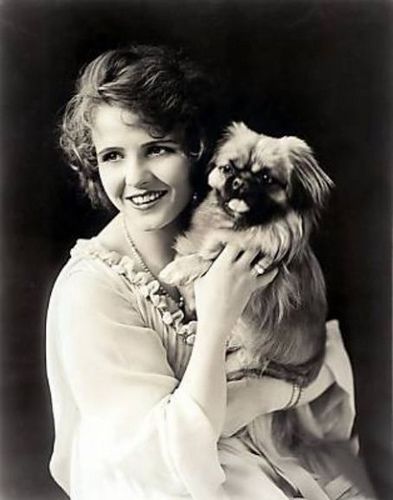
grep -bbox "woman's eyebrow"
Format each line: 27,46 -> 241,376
143,138 -> 178,146
97,146 -> 124,156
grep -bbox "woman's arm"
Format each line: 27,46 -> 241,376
48,250 -> 277,498
223,321 -> 353,438
50,265 -> 227,498
224,364 -> 333,437
181,244 -> 279,437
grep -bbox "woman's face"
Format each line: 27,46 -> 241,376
91,104 -> 193,232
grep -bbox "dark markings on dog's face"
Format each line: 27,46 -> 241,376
208,162 -> 289,228
208,125 -> 291,228
208,122 -> 333,229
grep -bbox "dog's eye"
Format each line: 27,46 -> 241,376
261,172 -> 275,185
219,164 -> 233,175
261,171 -> 286,189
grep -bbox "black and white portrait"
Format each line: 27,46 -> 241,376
1,1 -> 392,499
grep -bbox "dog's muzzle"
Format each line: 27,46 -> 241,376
231,177 -> 245,192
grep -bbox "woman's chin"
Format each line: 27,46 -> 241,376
122,204 -> 188,233
123,212 -> 174,233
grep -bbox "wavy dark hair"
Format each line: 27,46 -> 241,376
60,44 -> 225,208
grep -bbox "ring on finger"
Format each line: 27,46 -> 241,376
253,263 -> 266,275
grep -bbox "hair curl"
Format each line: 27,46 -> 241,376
60,44 -> 225,208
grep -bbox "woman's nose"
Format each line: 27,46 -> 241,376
124,157 -> 152,186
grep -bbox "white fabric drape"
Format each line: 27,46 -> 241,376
46,240 -> 365,499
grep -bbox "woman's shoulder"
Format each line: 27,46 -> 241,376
48,238 -> 133,310
57,237 -> 132,287
70,236 -> 128,271
50,237 -> 197,345
46,237 -> 158,350
64,237 -> 166,301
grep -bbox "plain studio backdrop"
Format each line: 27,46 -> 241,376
0,1 -> 392,499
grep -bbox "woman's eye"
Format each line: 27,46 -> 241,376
146,145 -> 174,157
101,151 -> 122,163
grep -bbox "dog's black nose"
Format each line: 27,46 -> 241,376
232,177 -> 244,191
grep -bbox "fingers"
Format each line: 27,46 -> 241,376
255,254 -> 275,270
236,248 -> 276,281
214,242 -> 244,263
212,243 -> 278,285
237,247 -> 262,266
256,267 -> 279,285
206,242 -> 240,275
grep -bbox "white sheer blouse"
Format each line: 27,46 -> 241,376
46,239 -> 365,500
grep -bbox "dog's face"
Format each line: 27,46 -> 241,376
207,122 -> 334,228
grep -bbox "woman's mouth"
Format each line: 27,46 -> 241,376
126,190 -> 167,209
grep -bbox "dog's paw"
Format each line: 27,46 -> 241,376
200,241 -> 225,261
159,255 -> 212,286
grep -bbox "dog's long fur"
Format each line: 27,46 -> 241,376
161,122 -> 334,389
159,128 -> 373,493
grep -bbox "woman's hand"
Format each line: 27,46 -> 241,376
194,243 -> 278,340
223,366 -> 334,437
183,243 -> 277,437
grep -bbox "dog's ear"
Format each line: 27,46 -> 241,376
206,157 -> 216,173
283,136 -> 334,214
224,121 -> 252,138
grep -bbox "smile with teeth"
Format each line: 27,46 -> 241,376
127,190 -> 167,206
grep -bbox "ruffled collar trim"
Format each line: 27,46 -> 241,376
70,238 -> 197,345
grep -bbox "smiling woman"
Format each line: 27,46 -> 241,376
46,44 -> 376,499
92,104 -> 193,233
59,45 -> 217,210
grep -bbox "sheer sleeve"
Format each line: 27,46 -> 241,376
295,320 -> 358,447
223,320 -> 357,447
46,262 -> 226,499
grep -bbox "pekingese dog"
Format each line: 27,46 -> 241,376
160,122 -> 334,387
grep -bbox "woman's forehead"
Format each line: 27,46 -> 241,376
91,104 -> 147,133
91,103 -> 181,143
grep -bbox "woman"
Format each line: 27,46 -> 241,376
46,45 -> 374,499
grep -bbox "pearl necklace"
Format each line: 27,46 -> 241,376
122,216 -> 185,311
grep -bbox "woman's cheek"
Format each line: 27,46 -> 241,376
99,168 -> 122,205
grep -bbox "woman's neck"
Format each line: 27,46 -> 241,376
99,213 -> 182,277
126,219 -> 180,275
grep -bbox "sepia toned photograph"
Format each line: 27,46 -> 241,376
1,1 -> 392,499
